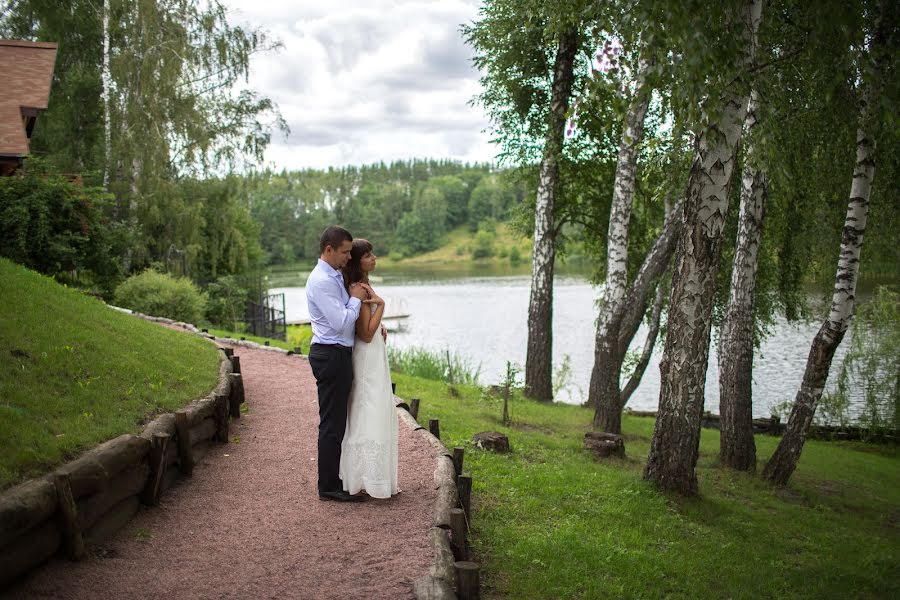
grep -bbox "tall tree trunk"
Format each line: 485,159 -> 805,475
589,57 -> 653,431
591,198 -> 683,431
762,104 -> 877,487
525,27 -> 579,402
101,0 -> 112,188
644,0 -> 763,495
718,90 -> 767,471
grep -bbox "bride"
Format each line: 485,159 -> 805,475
339,239 -> 399,498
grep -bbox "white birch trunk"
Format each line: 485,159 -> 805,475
525,27 -> 579,402
589,57 -> 653,432
718,89 -> 767,471
102,0 -> 112,188
762,124 -> 874,485
644,0 -> 763,495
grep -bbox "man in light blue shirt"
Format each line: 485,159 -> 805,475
306,225 -> 370,502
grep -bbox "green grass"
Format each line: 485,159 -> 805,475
388,345 -> 482,385
0,258 -> 220,490
392,373 -> 900,600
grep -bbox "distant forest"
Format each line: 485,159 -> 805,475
245,159 -> 529,264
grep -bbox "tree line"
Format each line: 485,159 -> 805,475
466,0 -> 899,492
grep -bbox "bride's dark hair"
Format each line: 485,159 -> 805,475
342,238 -> 374,290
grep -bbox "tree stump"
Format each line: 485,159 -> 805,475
472,431 -> 510,453
584,431 -> 625,459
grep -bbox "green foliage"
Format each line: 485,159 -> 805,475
204,275 -> 250,329
832,287 -> 900,435
387,346 -> 482,385
0,258 -> 219,489
0,161 -> 123,293
395,186 -> 451,255
472,226 -> 497,259
468,176 -> 517,229
396,371 -> 900,600
114,270 -> 207,324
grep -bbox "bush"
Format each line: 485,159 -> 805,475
205,275 -> 249,328
0,160 -> 122,292
114,270 -> 206,323
509,246 -> 523,266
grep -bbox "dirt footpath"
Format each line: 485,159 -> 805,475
4,344 -> 437,600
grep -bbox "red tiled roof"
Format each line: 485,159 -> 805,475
0,39 -> 58,157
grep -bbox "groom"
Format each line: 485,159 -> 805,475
306,225 -> 370,502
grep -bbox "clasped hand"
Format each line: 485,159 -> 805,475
350,282 -> 383,306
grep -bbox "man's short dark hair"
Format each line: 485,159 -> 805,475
320,225 -> 353,254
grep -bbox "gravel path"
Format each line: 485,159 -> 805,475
4,344 -> 437,600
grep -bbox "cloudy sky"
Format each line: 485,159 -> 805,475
222,0 -> 498,171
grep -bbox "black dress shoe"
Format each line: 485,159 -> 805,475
318,490 -> 366,502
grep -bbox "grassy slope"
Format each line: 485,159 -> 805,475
393,373 -> 900,600
0,258 -> 220,490
380,222 -> 533,268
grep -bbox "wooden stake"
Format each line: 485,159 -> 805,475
450,508 -> 467,561
429,419 -> 440,440
214,393 -> 229,443
457,475 -> 472,517
230,372 -> 245,406
231,355 -> 241,374
410,398 -> 420,420
229,373 -> 243,418
222,347 -> 234,359
174,411 -> 194,476
141,432 -> 170,505
53,473 -> 85,560
454,561 -> 480,600
452,447 -> 465,478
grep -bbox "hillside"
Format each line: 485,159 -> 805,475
0,258 -> 220,490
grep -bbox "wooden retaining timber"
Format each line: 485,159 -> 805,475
625,409 -> 900,442
0,344 -> 235,589
395,396 -> 482,600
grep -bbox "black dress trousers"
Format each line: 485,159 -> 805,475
307,343 -> 354,493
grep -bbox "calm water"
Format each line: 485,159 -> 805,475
271,271 -> 866,420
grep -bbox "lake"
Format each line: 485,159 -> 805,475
271,269 -> 871,421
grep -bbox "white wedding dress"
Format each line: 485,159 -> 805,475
339,309 -> 399,498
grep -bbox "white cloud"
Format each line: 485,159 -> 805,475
222,0 -> 496,170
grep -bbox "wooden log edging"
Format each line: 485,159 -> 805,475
0,344 -> 234,589
623,409 -> 900,442
395,399 -> 468,600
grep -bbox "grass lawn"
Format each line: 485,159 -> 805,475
392,373 -> 900,600
0,258 -> 220,491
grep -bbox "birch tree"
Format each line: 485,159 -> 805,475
525,25 -> 580,401
644,0 -> 763,495
762,1 -> 895,485
717,89 -> 766,471
588,54 -> 655,430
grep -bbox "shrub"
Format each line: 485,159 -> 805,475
205,275 -> 249,328
509,246 -> 523,266
472,229 -> 496,260
0,160 -> 122,292
114,270 -> 206,323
